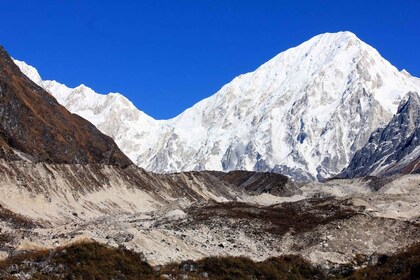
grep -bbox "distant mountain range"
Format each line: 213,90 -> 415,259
15,31 -> 420,180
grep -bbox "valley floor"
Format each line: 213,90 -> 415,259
0,161 -> 419,278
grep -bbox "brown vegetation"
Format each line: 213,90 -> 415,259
0,242 -> 154,280
0,242 -> 326,279
0,241 -> 419,279
342,242 -> 420,280
0,46 -> 131,167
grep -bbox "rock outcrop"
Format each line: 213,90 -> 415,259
341,92 -> 420,178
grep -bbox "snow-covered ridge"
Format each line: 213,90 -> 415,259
14,59 -> 164,164
14,31 -> 420,180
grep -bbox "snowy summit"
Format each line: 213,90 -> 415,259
14,31 -> 420,180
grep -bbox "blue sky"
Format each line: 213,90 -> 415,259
1,0 -> 419,119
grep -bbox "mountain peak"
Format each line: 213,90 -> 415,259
316,30 -> 358,40
267,31 -> 366,68
13,33 -> 420,180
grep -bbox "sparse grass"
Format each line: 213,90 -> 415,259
0,242 -> 327,279
0,241 -> 419,280
52,242 -> 154,280
160,255 -> 326,280
0,241 -> 155,280
341,242 -> 420,280
193,255 -> 326,280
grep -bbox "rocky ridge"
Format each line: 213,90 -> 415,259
341,91 -> 420,177
0,46 -> 131,167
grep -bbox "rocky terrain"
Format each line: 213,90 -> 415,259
341,91 -> 419,178
0,171 -> 419,279
0,164 -> 419,268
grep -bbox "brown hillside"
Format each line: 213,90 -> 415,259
0,46 -> 131,167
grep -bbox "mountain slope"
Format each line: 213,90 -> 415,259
15,32 -> 420,180
340,91 -> 420,178
13,60 -> 164,165
0,46 -> 131,166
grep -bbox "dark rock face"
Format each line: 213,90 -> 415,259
208,170 -> 300,196
341,92 -> 420,178
0,46 -> 131,167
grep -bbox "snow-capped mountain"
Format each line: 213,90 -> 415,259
13,60 -> 164,165
14,31 -> 420,180
341,91 -> 419,178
